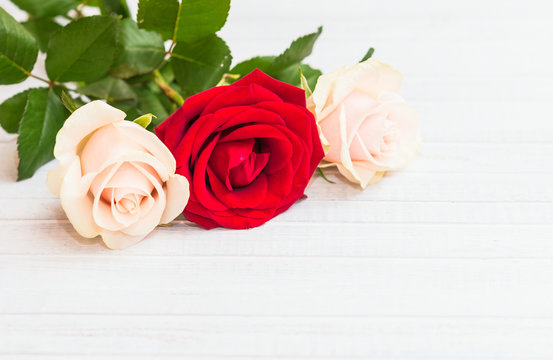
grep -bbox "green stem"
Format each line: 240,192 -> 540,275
27,72 -> 72,94
216,73 -> 240,87
28,73 -> 52,85
153,69 -> 185,106
317,168 -> 335,184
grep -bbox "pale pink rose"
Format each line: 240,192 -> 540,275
307,58 -> 420,188
46,101 -> 189,249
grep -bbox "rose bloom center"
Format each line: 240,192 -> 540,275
208,138 -> 270,191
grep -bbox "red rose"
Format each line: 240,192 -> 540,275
155,69 -> 324,229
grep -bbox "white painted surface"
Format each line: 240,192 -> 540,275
1,0 -> 553,358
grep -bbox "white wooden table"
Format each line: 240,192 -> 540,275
1,0 -> 553,358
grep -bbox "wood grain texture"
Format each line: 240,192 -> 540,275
0,0 -> 553,358
2,315 -> 553,358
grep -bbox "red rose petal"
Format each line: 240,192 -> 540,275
183,207 -> 220,229
208,167 -> 268,209
218,107 -> 286,131
255,101 -> 324,174
201,84 -> 282,116
229,151 -> 270,187
191,134 -> 229,212
232,69 -> 307,107
257,163 -> 294,209
156,86 -> 228,149
208,139 -> 255,187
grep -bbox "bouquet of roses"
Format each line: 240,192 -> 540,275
0,0 -> 420,249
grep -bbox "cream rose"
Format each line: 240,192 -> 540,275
46,101 -> 189,249
307,58 -> 420,188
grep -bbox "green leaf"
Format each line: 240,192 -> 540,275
110,100 -> 141,119
154,89 -> 177,114
300,64 -> 322,90
60,90 -> 79,113
0,7 -> 38,84
22,18 -> 62,53
10,0 -> 77,17
46,15 -> 118,82
132,113 -> 154,128
77,76 -> 136,102
231,58 -> 321,90
0,89 -> 31,133
228,28 -> 323,88
110,19 -> 165,79
277,63 -> 321,89
137,0 -> 179,40
136,88 -> 168,125
98,0 -> 130,17
137,0 -> 229,43
360,47 -> 375,62
171,35 -> 231,95
230,56 -> 275,76
174,0 -> 230,43
17,88 -> 68,181
268,26 -> 322,74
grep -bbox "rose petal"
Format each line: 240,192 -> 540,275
208,139 -> 255,186
207,167 -> 268,209
219,107 -> 286,131
90,162 -> 155,200
92,162 -> 126,231
201,84 -> 283,115
46,164 -> 68,197
59,158 -> 100,238
254,101 -> 323,174
48,101 -> 126,196
117,162 -> 167,237
222,124 -> 299,176
110,191 -> 140,227
160,174 -> 189,224
191,134 -> 229,211
116,121 -> 177,174
233,69 -> 306,107
156,86 -> 229,149
54,101 -> 126,161
229,151 -> 270,187
335,104 -> 380,188
80,124 -> 146,175
99,231 -> 146,250
313,59 -> 403,121
258,163 -> 294,209
336,162 -> 378,189
183,207 -> 220,229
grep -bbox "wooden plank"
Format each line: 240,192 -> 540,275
1,221 -> 553,259
1,315 -> 553,358
1,257 -> 553,317
416,101 -> 553,143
